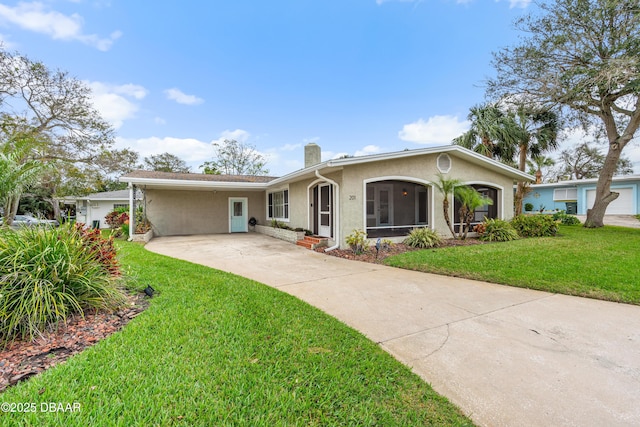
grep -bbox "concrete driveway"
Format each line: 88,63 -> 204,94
146,233 -> 640,427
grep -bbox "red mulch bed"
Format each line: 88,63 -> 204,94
0,293 -> 150,393
315,238 -> 487,263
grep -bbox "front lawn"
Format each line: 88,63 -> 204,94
0,241 -> 473,426
385,225 -> 640,305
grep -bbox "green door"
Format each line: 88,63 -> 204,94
229,198 -> 248,233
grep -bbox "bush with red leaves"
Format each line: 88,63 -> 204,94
104,211 -> 129,228
73,223 -> 120,276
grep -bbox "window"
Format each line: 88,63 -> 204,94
113,203 -> 129,210
437,154 -> 452,173
454,185 -> 498,225
268,189 -> 289,220
553,188 -> 577,201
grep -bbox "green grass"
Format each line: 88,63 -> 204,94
385,225 -> 640,305
1,242 -> 473,426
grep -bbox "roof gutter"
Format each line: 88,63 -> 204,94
314,170 -> 340,252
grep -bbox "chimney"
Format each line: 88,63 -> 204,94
304,143 -> 321,168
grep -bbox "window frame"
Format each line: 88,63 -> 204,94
553,188 -> 578,201
267,188 -> 289,221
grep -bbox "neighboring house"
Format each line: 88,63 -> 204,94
523,175 -> 640,215
63,189 -> 142,228
120,144 -> 533,248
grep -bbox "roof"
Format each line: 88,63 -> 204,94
119,145 -> 534,190
61,189 -> 143,202
120,170 -> 277,191
122,170 -> 278,183
529,174 -> 640,188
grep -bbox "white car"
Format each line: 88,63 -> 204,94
0,215 -> 59,228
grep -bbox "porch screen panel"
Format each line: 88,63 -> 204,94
417,189 -> 427,224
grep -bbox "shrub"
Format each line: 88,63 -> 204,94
345,229 -> 368,254
552,210 -> 581,225
510,215 -> 558,238
478,218 -> 520,242
0,225 -> 126,343
524,203 -> 534,212
73,223 -> 120,276
473,222 -> 487,235
403,228 -> 442,249
105,210 -> 129,228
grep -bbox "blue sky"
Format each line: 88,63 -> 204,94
1,0 -> 638,176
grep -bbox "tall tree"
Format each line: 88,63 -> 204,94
0,48 -> 116,216
200,139 -> 269,175
453,103 -> 507,158
503,106 -> 559,215
527,155 -> 556,184
554,142 -> 634,181
143,152 -> 191,173
488,0 -> 640,227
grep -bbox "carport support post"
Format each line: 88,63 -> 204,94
128,184 -> 135,241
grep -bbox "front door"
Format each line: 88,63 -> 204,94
318,184 -> 332,237
229,198 -> 248,233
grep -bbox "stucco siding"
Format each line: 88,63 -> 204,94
146,189 -> 265,236
336,154 -> 517,247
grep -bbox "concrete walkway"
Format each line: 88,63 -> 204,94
146,233 -> 640,427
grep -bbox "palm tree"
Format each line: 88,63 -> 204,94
453,103 -> 506,158
454,186 -> 493,240
432,173 -> 461,239
527,155 -> 556,184
501,106 -> 559,215
0,140 -> 50,226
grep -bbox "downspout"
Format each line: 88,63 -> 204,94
315,170 -> 340,252
128,183 -> 134,241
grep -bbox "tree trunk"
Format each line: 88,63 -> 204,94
514,143 -> 528,216
442,199 -> 456,239
535,169 -> 542,184
47,197 -> 61,222
584,143 -> 623,228
457,207 -> 467,240
4,194 -> 20,225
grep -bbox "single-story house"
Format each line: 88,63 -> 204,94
119,144 -> 534,249
62,189 -> 142,228
522,175 -> 640,215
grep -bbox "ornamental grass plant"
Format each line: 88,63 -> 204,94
0,224 -> 126,344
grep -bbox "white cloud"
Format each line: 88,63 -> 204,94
87,81 -> 148,129
212,129 -> 251,144
154,117 -> 166,125
164,88 -> 204,105
507,0 -> 532,8
0,2 -> 121,51
398,115 -> 470,145
354,145 -> 381,157
281,143 -> 302,151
